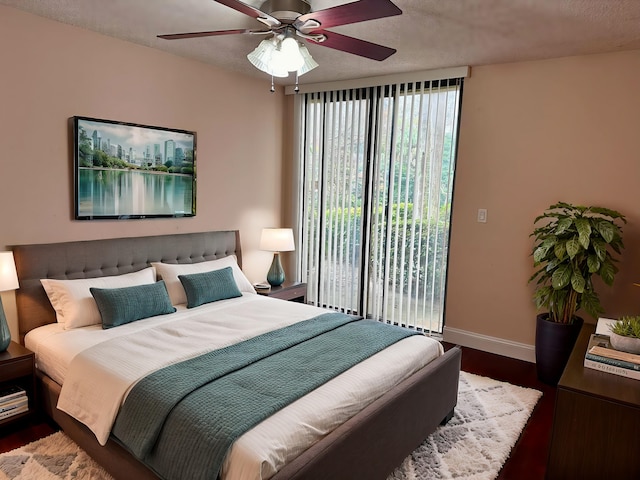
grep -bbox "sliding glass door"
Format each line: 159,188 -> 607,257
298,78 -> 463,334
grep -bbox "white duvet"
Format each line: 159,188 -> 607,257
25,293 -> 443,480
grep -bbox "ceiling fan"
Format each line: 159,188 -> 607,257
158,0 -> 402,85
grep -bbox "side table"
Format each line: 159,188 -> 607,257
0,341 -> 36,428
546,323 -> 640,479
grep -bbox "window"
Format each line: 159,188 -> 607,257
296,76 -> 463,334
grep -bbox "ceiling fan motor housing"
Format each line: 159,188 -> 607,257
261,0 -> 312,23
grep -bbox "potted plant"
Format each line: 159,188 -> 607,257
609,316 -> 640,354
529,202 -> 626,384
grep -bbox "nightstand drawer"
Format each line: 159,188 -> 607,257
270,284 -> 306,301
257,282 -> 307,303
0,356 -> 33,382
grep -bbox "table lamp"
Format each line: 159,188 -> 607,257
0,251 -> 19,351
260,228 -> 295,287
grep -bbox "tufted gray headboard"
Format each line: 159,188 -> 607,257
12,230 -> 241,342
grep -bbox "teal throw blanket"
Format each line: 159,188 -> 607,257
112,312 -> 420,480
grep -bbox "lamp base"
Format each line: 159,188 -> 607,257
0,296 -> 11,352
267,252 -> 285,287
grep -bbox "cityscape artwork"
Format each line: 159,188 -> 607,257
73,116 -> 196,219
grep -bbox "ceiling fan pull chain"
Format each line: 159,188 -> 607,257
295,71 -> 300,93
270,75 -> 275,93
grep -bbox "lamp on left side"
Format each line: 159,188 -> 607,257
0,251 -> 19,351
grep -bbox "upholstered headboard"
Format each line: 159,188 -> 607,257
12,230 -> 241,342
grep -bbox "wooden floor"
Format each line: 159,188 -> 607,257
0,344 -> 555,479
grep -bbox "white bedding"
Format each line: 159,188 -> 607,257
25,293 -> 443,480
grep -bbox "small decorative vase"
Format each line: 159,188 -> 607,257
609,332 -> 640,354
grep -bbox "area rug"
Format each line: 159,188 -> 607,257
388,371 -> 542,480
0,372 -> 541,480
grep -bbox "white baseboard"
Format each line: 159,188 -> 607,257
443,326 -> 536,363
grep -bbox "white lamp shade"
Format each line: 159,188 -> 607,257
0,252 -> 19,292
260,228 -> 295,252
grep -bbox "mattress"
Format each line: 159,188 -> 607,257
25,293 -> 443,480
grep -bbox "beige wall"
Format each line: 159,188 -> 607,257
3,7 -> 639,354
446,50 -> 640,349
0,6 -> 288,339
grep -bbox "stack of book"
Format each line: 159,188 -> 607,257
0,385 -> 28,421
584,318 -> 640,380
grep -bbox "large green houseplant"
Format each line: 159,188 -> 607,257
529,202 -> 626,384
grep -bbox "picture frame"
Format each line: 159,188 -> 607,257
72,116 -> 196,220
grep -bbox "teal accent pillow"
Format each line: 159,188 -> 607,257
90,281 -> 176,329
178,266 -> 242,309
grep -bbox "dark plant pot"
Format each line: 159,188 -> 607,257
535,313 -> 584,385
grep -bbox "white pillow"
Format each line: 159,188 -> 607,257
41,267 -> 157,330
152,256 -> 256,305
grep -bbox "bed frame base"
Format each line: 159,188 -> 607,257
38,346 -> 461,480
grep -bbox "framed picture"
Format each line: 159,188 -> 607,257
73,116 -> 196,220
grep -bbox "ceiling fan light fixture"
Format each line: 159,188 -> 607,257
247,29 -> 315,82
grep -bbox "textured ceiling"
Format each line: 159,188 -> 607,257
3,0 -> 640,86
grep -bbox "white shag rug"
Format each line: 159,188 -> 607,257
388,371 -> 542,480
0,372 -> 541,480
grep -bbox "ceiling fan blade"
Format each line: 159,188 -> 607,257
295,0 -> 401,31
215,0 -> 280,27
311,30 -> 396,61
158,29 -> 269,40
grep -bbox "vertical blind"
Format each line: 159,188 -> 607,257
298,77 -> 462,334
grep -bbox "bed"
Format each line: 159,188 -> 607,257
12,230 -> 461,480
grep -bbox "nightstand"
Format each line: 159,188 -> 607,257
257,281 -> 307,303
0,342 -> 36,428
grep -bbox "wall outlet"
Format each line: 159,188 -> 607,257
477,208 -> 487,223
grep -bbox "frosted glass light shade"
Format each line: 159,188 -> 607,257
298,44 -> 318,76
247,38 -> 288,77
260,228 -> 295,252
277,37 -> 304,72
